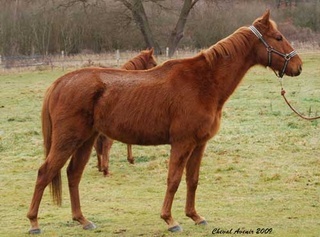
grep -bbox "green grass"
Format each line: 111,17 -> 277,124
0,52 -> 319,237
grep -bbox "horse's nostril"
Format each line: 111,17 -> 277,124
299,65 -> 302,72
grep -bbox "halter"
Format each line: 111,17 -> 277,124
249,25 -> 297,78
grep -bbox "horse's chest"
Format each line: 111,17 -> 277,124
197,113 -> 222,142
170,109 -> 222,144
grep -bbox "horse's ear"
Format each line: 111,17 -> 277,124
260,9 -> 270,25
149,48 -> 154,55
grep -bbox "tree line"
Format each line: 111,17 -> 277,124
0,0 -> 319,57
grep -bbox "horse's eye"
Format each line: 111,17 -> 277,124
276,35 -> 283,41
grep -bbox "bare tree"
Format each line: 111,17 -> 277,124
118,0 -> 199,56
166,0 -> 199,57
46,0 -> 199,56
118,0 -> 162,54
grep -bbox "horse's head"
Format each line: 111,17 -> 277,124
142,48 -> 157,69
250,10 -> 302,77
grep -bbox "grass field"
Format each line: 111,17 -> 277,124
0,52 -> 319,237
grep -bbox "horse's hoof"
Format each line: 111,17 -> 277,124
168,225 -> 183,232
196,219 -> 208,226
29,228 -> 41,234
103,170 -> 109,177
83,222 -> 96,230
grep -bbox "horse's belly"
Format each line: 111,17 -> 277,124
112,130 -> 169,145
104,123 -> 170,145
95,111 -> 171,145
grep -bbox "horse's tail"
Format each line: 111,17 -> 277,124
42,83 -> 62,206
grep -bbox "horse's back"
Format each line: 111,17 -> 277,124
48,63 -> 218,146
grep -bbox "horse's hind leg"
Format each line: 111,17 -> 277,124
67,133 -> 97,229
94,135 -> 104,172
101,137 -> 113,176
185,143 -> 207,225
27,147 -> 78,234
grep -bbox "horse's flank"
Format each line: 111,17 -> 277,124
95,49 -> 157,176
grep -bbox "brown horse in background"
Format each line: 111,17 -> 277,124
27,11 -> 302,234
94,49 -> 157,176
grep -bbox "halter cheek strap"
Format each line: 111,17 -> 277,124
249,25 -> 297,78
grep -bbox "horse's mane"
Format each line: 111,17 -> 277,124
201,27 -> 253,68
122,50 -> 150,70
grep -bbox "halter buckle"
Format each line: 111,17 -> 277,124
266,46 -> 273,53
284,54 -> 291,61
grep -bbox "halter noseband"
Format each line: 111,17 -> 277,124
249,25 -> 297,78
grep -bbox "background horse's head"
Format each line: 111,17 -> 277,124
141,48 -> 157,69
251,10 -> 302,77
122,48 -> 157,70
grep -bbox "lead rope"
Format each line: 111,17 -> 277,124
279,79 -> 320,120
249,25 -> 319,120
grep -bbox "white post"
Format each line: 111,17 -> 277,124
116,49 -> 120,67
166,47 -> 169,58
61,51 -> 65,71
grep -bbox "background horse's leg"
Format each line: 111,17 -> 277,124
94,135 -> 103,172
185,144 -> 207,225
67,133 -> 97,229
27,147 -> 77,234
127,144 -> 134,164
160,142 -> 195,232
101,137 -> 113,176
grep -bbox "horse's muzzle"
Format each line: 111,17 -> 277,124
292,64 -> 302,77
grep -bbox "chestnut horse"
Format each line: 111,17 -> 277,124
94,49 -> 157,176
27,11 -> 302,234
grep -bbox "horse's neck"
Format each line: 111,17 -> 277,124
204,30 -> 255,107
122,61 -> 136,70
122,56 -> 146,70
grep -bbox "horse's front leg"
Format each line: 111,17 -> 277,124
185,143 -> 208,225
126,144 -> 134,164
160,142 -> 195,232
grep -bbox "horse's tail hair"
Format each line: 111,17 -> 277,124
42,83 -> 62,206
